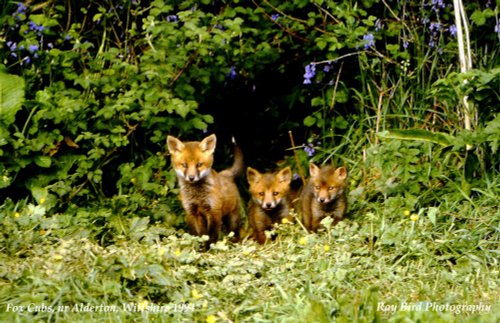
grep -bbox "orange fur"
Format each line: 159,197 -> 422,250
247,166 -> 293,244
301,163 -> 348,232
167,134 -> 243,247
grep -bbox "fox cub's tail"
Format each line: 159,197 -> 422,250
226,136 -> 244,178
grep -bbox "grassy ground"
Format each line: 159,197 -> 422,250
0,184 -> 498,322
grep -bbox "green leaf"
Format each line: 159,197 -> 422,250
0,72 -> 25,125
311,97 -> 324,107
304,115 -> 316,127
35,156 -> 52,168
470,10 -> 486,26
192,117 -> 207,130
377,129 -> 456,147
427,207 -> 438,226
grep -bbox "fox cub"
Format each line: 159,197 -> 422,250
247,166 -> 293,244
301,163 -> 348,232
167,134 -> 243,247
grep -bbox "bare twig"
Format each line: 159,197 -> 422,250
288,131 -> 306,186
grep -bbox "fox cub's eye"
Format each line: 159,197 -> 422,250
196,162 -> 203,168
258,192 -> 264,196
272,192 -> 279,196
314,185 -> 320,190
182,163 -> 187,168
328,186 -> 336,191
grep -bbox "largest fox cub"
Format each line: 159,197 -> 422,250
167,134 -> 243,247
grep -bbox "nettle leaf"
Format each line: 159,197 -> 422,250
0,72 -> 25,125
470,9 -> 494,26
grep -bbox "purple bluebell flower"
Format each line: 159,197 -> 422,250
429,22 -> 440,32
14,3 -> 27,20
323,63 -> 332,73
449,25 -> 457,37
271,14 -> 280,21
28,44 -> 39,53
303,143 -> 315,157
228,66 -> 237,80
403,41 -> 409,49
431,0 -> 445,10
363,33 -> 375,49
65,34 -> 71,41
16,3 -> 27,14
303,63 -> 316,85
47,43 -> 53,49
7,41 -> 17,51
495,21 -> 500,34
166,15 -> 178,23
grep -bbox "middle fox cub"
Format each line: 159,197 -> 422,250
247,166 -> 293,244
167,134 -> 243,247
301,163 -> 348,232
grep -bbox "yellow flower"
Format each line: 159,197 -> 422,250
403,210 -> 411,216
298,237 -> 307,245
323,245 -> 330,252
206,315 -> 217,323
410,214 -> 419,221
138,300 -> 149,311
14,212 -> 20,218
281,218 -> 289,224
53,253 -> 63,260
191,289 -> 203,299
39,197 -> 46,205
131,178 -> 137,184
174,249 -> 181,257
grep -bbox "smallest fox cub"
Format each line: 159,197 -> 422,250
301,163 -> 348,232
247,166 -> 293,244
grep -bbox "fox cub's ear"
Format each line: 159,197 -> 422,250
167,135 -> 184,154
278,167 -> 292,183
246,167 -> 261,183
335,167 -> 348,180
309,162 -> 320,177
199,134 -> 217,154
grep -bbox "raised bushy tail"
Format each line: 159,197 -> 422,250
226,136 -> 244,178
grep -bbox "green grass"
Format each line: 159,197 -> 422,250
0,185 -> 498,322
